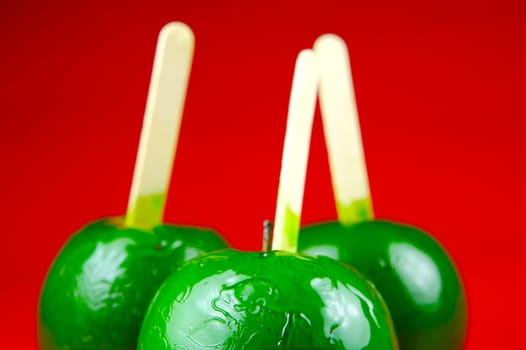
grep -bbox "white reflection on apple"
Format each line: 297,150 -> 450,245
389,242 -> 442,310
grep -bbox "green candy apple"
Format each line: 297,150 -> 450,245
38,22 -> 229,349
39,218 -> 229,349
138,250 -> 399,349
310,33 -> 468,348
137,44 -> 397,350
298,220 -> 467,349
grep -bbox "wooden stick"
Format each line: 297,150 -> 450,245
314,34 -> 374,225
272,50 -> 319,252
125,22 -> 195,229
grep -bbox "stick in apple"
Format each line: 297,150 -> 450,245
272,50 -> 319,252
314,34 -> 374,226
125,22 -> 195,229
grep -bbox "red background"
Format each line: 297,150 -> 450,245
1,0 -> 525,348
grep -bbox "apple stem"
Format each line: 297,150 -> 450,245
262,220 -> 273,252
271,50 -> 319,253
125,22 -> 195,229
314,34 -> 374,226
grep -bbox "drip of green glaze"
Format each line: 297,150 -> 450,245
125,192 -> 166,229
336,196 -> 374,226
281,204 -> 300,252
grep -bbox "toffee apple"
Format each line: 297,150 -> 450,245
139,49 -> 398,350
39,23 -> 229,350
297,34 -> 467,350
139,250 -> 397,349
299,221 -> 466,350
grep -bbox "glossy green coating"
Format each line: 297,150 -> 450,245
139,250 -> 399,349
39,218 -> 229,350
298,220 -> 467,350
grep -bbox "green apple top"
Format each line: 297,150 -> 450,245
139,250 -> 398,349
